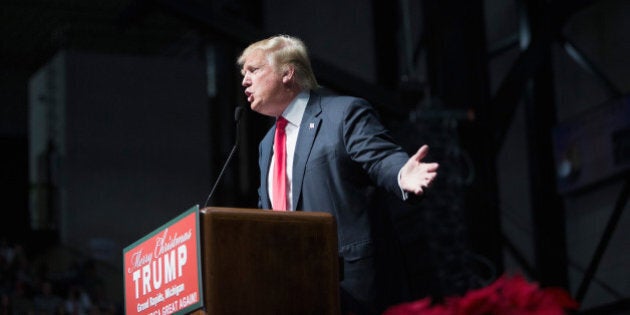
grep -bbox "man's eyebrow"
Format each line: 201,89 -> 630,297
240,65 -> 254,75
241,64 -> 263,73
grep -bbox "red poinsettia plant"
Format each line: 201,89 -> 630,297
384,273 -> 579,315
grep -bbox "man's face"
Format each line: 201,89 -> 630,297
241,50 -> 289,117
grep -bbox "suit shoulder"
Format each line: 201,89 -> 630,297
319,94 -> 373,114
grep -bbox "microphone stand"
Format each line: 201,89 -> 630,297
203,107 -> 244,208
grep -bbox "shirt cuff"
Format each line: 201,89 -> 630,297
398,168 -> 409,201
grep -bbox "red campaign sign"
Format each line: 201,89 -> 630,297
123,205 -> 204,315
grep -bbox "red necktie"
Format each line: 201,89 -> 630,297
272,116 -> 288,211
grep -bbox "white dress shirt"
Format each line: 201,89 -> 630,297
268,90 -> 309,210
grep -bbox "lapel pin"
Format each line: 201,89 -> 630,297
309,122 -> 315,129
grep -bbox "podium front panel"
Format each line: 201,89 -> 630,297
200,207 -> 340,315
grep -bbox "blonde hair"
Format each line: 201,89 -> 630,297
238,34 -> 319,90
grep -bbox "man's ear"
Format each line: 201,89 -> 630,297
282,65 -> 295,84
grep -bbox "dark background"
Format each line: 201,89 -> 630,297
1,0 -> 629,314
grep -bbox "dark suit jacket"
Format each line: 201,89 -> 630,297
258,90 -> 410,314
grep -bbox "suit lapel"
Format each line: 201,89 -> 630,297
292,91 -> 322,209
259,128 -> 274,209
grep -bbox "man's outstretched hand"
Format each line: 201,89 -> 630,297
399,145 -> 439,195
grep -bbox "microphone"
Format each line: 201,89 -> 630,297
203,106 -> 245,208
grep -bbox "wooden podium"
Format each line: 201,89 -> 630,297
196,207 -> 340,315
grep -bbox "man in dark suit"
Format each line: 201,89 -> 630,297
238,34 -> 439,315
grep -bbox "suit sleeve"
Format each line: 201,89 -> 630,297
341,99 -> 410,199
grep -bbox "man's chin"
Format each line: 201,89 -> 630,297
250,103 -> 267,116
251,103 -> 276,117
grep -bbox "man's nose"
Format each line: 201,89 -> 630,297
242,74 -> 250,86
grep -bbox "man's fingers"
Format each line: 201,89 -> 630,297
401,145 -> 439,196
424,162 -> 439,172
412,145 -> 429,162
